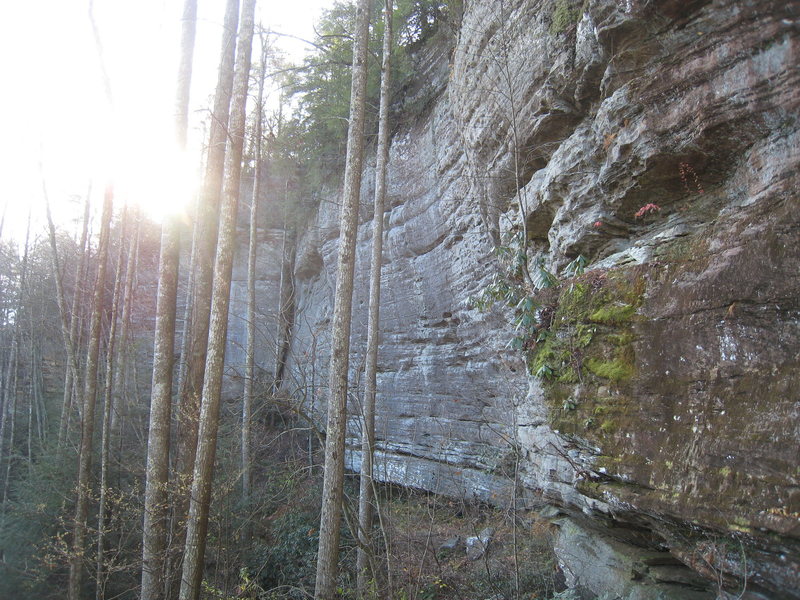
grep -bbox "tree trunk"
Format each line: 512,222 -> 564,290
142,216 -> 181,600
141,2 -> 197,598
1,212 -> 30,515
26,294 -> 36,471
176,197 -> 197,397
43,183 -> 83,449
170,3 -> 239,592
243,31 -> 267,525
178,1 -> 256,598
33,346 -> 46,447
67,185 -> 113,600
96,210 -> 128,600
58,193 -> 92,449
0,330 -> 19,516
314,0 -> 371,596
272,189 -> 295,396
356,0 -> 393,594
111,209 -> 139,433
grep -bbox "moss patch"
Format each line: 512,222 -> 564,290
550,0 -> 581,35
527,270 -> 643,385
599,420 -> 617,435
589,303 -> 636,325
523,268 -> 649,481
586,358 -> 634,381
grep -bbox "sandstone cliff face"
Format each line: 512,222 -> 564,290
245,0 -> 800,597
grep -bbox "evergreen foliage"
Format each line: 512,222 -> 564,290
282,0 -> 452,191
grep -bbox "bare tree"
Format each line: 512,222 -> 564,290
42,176 -> 84,456
96,209 -> 128,600
178,0 -> 256,598
356,0 -> 393,594
170,3 -> 239,590
0,212 -> 31,517
242,27 -> 269,526
141,2 -> 197,598
57,193 -> 92,449
273,184 -> 295,395
314,0 -> 371,596
67,185 -> 113,600
111,208 -> 139,434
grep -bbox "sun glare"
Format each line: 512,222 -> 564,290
113,133 -> 199,224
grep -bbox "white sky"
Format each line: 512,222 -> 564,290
0,0 -> 332,246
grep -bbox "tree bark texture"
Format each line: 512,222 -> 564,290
171,7 -> 239,589
314,0 -> 371,596
141,216 -> 181,600
141,1 -> 197,597
356,0 -> 393,593
167,4 -> 238,597
178,1 -> 255,598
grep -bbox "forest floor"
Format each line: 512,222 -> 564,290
238,419 -> 564,600
376,488 -> 563,600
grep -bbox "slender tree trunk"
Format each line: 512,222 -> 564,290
176,0 -> 239,472
174,0 -> 197,152
272,188 -> 295,396
170,4 -> 239,592
141,3 -> 197,598
26,300 -> 36,472
356,0 -> 393,594
111,209 -> 139,434
242,185 -> 256,509
33,346 -> 46,447
96,210 -> 127,600
179,2 -> 256,598
142,216 -> 181,600
58,193 -> 92,449
67,185 -> 113,600
44,185 -> 84,451
176,197 -> 198,397
243,33 -> 267,522
0,331 -> 16,511
1,212 -> 30,514
314,0 -> 371,596
0,336 -> 19,514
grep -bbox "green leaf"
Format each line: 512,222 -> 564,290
563,254 -> 588,277
532,258 -> 558,289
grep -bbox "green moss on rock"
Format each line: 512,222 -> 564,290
600,420 -> 617,434
589,303 -> 636,325
550,0 -> 580,35
527,270 -> 643,383
586,358 -> 634,381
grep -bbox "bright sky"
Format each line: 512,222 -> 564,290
0,0 -> 331,246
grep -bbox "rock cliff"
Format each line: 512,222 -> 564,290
233,0 -> 800,597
